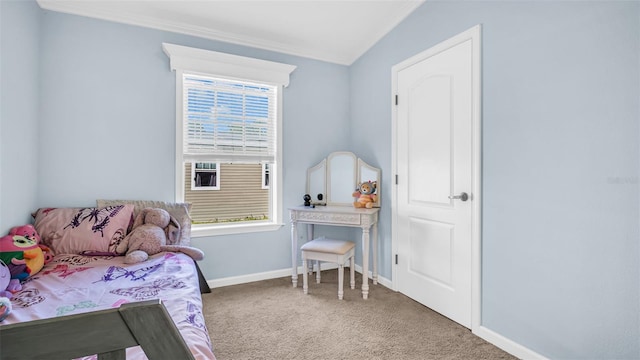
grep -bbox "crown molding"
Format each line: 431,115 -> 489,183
37,0 -> 423,65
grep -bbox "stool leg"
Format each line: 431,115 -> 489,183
350,255 -> 355,290
302,258 -> 309,295
338,263 -> 344,300
316,260 -> 321,283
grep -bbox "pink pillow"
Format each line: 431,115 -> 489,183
32,205 -> 134,255
96,199 -> 192,246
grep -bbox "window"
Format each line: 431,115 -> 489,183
262,163 -> 270,189
163,43 -> 296,236
191,162 -> 219,190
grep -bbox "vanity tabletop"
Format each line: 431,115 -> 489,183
289,205 -> 379,214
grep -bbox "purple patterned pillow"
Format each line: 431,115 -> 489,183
32,205 -> 134,255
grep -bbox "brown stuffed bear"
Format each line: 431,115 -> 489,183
116,207 -> 204,264
352,181 -> 377,209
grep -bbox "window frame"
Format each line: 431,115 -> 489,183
191,162 -> 220,191
163,43 -> 295,237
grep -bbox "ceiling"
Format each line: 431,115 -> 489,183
37,0 -> 425,65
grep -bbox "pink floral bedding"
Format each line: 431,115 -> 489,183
1,251 -> 215,360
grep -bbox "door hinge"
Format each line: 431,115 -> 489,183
395,254 -> 398,265
395,95 -> 398,105
395,174 -> 398,184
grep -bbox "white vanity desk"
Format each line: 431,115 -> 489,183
289,205 -> 379,299
290,151 -> 381,299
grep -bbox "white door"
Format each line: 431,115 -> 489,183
392,26 -> 481,329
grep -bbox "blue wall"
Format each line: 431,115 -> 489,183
1,0 -> 639,358
350,1 -> 639,359
0,0 -> 41,233
35,10 -> 353,279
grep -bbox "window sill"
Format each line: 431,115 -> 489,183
191,221 -> 284,237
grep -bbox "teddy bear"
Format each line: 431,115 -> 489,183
352,181 -> 378,209
116,207 -> 204,264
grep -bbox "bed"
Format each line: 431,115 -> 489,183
0,200 -> 216,360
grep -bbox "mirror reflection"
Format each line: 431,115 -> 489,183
306,159 -> 326,205
358,159 -> 381,208
306,151 -> 381,207
327,152 -> 357,206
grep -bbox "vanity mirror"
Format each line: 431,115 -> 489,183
305,151 -> 381,207
306,159 -> 326,205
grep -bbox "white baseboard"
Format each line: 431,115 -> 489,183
207,268 -> 292,288
354,264 -> 393,288
474,325 -> 548,360
207,264 -> 392,289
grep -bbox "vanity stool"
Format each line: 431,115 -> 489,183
301,237 -> 355,300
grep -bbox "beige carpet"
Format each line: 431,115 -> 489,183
202,270 -> 516,360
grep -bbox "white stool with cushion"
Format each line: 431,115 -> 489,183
301,237 -> 355,300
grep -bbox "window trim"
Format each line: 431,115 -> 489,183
191,221 -> 282,237
164,43 -> 295,237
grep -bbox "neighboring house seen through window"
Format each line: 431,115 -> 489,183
163,43 -> 296,236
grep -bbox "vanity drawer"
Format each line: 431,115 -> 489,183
295,211 -> 361,225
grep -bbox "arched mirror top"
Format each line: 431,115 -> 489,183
305,151 -> 381,207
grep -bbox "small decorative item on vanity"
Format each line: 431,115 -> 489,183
352,181 -> 377,209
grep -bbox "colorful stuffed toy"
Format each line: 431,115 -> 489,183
0,258 -> 22,321
116,208 -> 204,264
9,224 -> 53,264
0,296 -> 11,322
0,259 -> 22,299
0,224 -> 51,280
352,181 -> 378,209
0,235 -> 33,281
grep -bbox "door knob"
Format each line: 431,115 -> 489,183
448,192 -> 469,201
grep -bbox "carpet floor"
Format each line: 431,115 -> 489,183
202,270 -> 517,360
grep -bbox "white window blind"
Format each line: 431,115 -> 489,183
183,74 -> 277,163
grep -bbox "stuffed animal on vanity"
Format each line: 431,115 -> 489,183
0,224 -> 50,280
116,208 -> 204,264
352,181 -> 378,209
